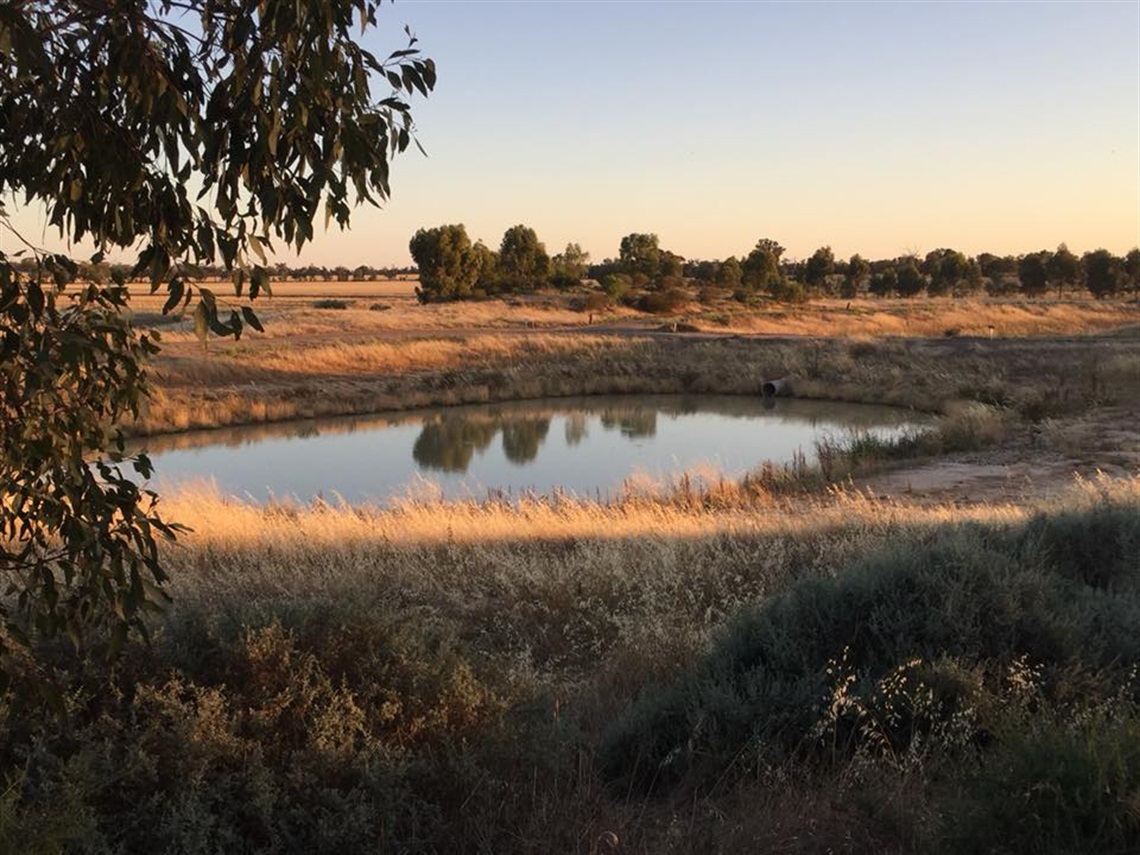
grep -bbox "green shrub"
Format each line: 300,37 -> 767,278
599,499 -> 1140,795
944,707 -> 1140,855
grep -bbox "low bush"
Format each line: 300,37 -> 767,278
312,298 -> 351,310
599,497 -> 1140,805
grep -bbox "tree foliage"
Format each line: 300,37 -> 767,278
551,242 -> 589,288
1082,249 -> 1122,299
1046,244 -> 1082,299
1018,252 -> 1050,298
410,224 -> 480,301
741,238 -> 784,296
841,253 -> 870,299
0,0 -> 433,695
498,224 -> 551,292
803,245 -> 835,291
895,258 -> 925,298
1,1 -> 434,332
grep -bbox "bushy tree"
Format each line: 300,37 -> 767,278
410,224 -> 481,301
1,0 -> 433,696
498,224 -> 551,292
1018,252 -> 1050,298
717,256 -> 744,290
1125,248 -> 1140,299
741,238 -> 784,296
924,249 -> 970,297
618,233 -> 662,280
551,242 -> 590,289
1046,244 -> 1082,299
895,258 -> 925,298
803,245 -> 835,293
1083,249 -> 1122,299
868,267 -> 898,298
841,253 -> 870,299
471,240 -> 499,294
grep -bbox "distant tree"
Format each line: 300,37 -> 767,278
1046,244 -> 1082,299
803,245 -> 835,293
498,224 -> 551,292
868,267 -> 898,298
471,241 -> 499,293
742,238 -> 784,295
1017,252 -> 1050,298
1124,248 -> 1140,299
332,265 -> 351,281
410,224 -> 481,302
600,272 -> 632,300
618,233 -> 662,279
717,256 -> 743,290
687,259 -> 719,282
657,250 -> 685,283
925,249 -> 970,297
959,258 -> 983,296
841,253 -> 870,299
1083,249 -> 1122,299
981,252 -> 1019,295
895,258 -> 925,298
552,242 -> 590,288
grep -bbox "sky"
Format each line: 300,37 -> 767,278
4,0 -> 1139,267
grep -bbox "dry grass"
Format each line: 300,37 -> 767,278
160,472 -> 1130,608
717,298 -> 1139,338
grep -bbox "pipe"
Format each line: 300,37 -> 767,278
761,377 -> 790,398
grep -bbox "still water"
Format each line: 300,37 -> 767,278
132,395 -> 932,504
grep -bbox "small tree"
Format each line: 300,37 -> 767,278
717,256 -> 744,291
618,233 -> 662,280
1083,249 -> 1122,299
925,249 -> 969,297
741,238 -> 784,296
841,253 -> 870,299
410,225 -> 481,301
803,246 -> 835,294
895,259 -> 925,298
551,243 -> 590,289
1124,248 -> 1140,299
868,268 -> 898,298
498,224 -> 551,293
1018,252 -> 1050,298
1046,244 -> 1082,299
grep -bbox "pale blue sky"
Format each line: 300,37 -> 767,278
6,0 -> 1139,266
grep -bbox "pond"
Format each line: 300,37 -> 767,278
130,395 -> 933,505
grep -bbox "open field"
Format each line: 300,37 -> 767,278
4,291 -> 1140,852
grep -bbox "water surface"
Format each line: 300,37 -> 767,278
133,395 -> 931,504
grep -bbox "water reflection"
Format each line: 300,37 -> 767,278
406,407 -> 661,472
412,416 -> 499,472
131,395 -> 934,505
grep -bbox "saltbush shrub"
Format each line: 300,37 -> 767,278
599,500 -> 1140,798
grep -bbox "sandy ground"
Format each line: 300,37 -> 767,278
855,406 -> 1140,506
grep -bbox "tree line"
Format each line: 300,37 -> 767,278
411,223 -> 1140,304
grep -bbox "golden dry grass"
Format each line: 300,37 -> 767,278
711,297 -> 1140,338
159,471 -> 1137,610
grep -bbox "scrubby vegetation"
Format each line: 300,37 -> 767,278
1,477 -> 1137,852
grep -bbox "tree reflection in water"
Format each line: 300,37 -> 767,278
411,416 -> 499,472
412,414 -> 552,470
564,413 -> 588,447
501,417 -> 551,464
600,407 -> 657,439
